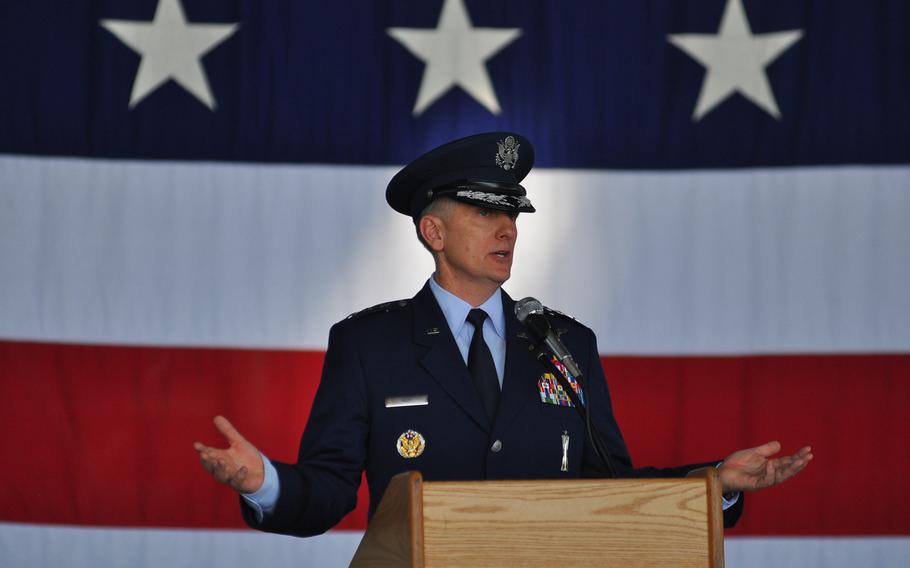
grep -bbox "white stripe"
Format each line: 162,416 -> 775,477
524,165 -> 910,354
1,524 -> 908,568
725,536 -> 910,568
2,155 -> 908,353
0,523 -> 361,568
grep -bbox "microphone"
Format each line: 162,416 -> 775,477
514,297 -> 584,379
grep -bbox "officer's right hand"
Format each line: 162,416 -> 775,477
194,415 -> 265,494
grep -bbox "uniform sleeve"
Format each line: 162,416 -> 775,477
578,327 -> 635,479
240,454 -> 280,521
579,328 -> 744,527
241,321 -> 370,536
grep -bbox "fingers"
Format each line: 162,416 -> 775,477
780,452 -> 813,475
195,443 -> 237,477
198,455 -> 216,476
754,440 -> 782,457
194,441 -> 216,462
195,438 -> 259,491
772,447 -> 814,472
213,415 -> 247,446
210,456 -> 241,484
195,444 -> 225,474
766,448 -> 813,486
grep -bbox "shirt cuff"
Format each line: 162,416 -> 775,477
240,453 -> 280,523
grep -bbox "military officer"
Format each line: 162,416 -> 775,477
194,132 -> 813,537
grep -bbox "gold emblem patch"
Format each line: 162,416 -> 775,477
396,429 -> 426,458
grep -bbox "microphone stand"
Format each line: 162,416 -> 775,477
531,345 -> 618,478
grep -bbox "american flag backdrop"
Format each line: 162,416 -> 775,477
1,0 -> 909,566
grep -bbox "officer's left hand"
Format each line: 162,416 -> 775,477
718,441 -> 813,494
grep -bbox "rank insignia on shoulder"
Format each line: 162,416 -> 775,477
544,306 -> 578,323
538,356 -> 585,407
347,299 -> 409,320
396,429 -> 426,458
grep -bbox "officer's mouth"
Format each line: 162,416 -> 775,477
491,249 -> 511,259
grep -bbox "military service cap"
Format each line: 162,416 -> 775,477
386,132 -> 536,221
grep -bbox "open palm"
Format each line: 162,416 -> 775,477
193,415 -> 265,494
718,440 -> 813,494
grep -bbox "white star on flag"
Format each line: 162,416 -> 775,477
667,0 -> 803,120
387,0 -> 521,116
100,0 -> 239,110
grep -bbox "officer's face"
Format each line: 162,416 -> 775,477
433,202 -> 518,301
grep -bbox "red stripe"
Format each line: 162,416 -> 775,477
606,356 -> 910,536
1,340 -> 907,535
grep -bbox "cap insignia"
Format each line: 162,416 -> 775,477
495,136 -> 520,171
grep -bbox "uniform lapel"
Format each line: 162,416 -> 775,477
494,291 -> 541,433
412,284 -> 491,432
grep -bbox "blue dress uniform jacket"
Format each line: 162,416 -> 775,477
241,284 -> 743,536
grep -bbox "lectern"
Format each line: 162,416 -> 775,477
349,468 -> 724,568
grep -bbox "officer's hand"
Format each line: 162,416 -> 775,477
193,415 -> 265,494
718,440 -> 813,494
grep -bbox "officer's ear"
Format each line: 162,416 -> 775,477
419,214 -> 446,253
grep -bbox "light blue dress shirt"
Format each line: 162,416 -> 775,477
241,277 -> 736,519
426,276 -> 506,384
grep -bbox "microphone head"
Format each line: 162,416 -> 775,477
514,297 -> 544,323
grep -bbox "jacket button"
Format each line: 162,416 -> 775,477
490,440 -> 502,453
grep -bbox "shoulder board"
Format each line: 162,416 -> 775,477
544,306 -> 579,323
347,299 -> 410,320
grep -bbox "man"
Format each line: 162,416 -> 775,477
194,132 -> 812,537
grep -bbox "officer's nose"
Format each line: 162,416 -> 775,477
497,214 -> 518,241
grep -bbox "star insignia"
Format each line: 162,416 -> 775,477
387,0 -> 521,116
667,0 -> 803,120
101,0 -> 239,110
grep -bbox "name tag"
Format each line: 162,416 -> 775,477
385,395 -> 429,408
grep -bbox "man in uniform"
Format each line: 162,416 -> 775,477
194,132 -> 812,537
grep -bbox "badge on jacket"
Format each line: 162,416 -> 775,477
396,429 -> 426,458
385,394 -> 429,408
538,356 -> 585,407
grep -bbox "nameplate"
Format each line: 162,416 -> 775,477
385,395 -> 429,408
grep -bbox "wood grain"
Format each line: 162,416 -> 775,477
350,471 -> 723,568
421,477 -> 715,568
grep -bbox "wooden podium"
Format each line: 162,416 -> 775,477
349,468 -> 724,568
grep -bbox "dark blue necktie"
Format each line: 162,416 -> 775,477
466,309 -> 500,424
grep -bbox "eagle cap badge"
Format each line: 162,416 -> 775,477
396,429 -> 426,458
495,136 -> 520,171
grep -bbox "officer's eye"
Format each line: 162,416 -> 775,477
478,209 -> 490,217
